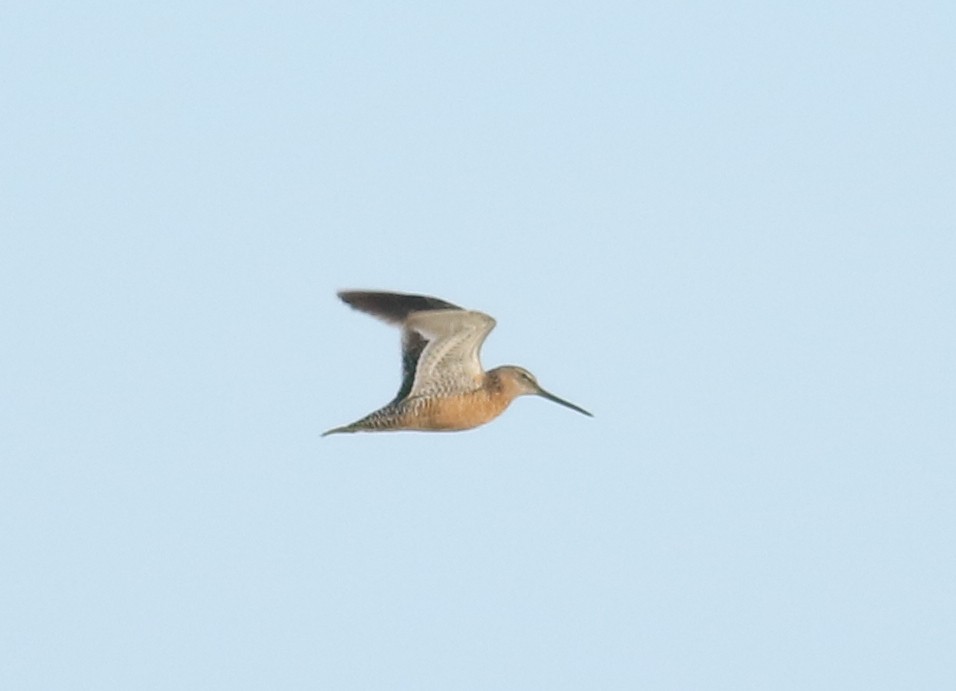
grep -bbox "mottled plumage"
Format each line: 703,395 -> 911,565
323,290 -> 592,435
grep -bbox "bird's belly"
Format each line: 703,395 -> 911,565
406,391 -> 512,431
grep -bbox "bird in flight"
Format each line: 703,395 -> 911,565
323,290 -> 592,436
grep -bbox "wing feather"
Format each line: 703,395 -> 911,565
337,291 -> 462,324
404,310 -> 496,397
336,291 -> 472,402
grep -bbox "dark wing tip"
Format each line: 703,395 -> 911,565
336,290 -> 463,323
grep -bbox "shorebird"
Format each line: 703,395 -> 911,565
323,290 -> 592,435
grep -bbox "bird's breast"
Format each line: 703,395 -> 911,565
404,389 -> 515,431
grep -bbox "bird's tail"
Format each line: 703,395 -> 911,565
322,403 -> 411,437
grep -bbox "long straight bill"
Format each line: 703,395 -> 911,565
537,388 -> 593,417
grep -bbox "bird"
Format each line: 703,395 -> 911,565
323,290 -> 592,435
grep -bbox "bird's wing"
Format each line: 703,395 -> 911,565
403,310 -> 497,398
337,291 -> 462,324
337,290 -> 468,402
393,328 -> 428,403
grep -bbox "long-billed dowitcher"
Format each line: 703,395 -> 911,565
323,291 -> 592,435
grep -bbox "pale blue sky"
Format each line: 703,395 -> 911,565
2,2 -> 954,689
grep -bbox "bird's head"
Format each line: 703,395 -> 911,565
491,366 -> 592,417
